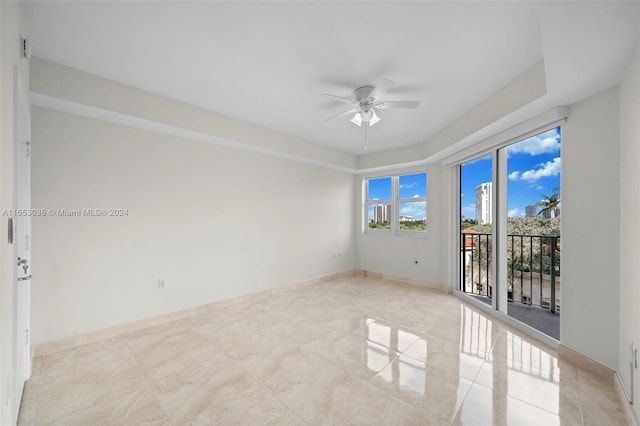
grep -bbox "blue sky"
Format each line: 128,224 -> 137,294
461,127 -> 561,220
368,173 -> 427,220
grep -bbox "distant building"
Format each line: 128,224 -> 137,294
399,215 -> 416,222
540,205 -> 561,219
373,204 -> 390,223
525,205 -> 538,218
475,182 -> 492,225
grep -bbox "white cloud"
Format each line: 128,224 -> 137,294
508,129 -> 560,156
400,183 -> 414,189
462,204 -> 475,214
412,194 -> 420,198
509,157 -> 561,183
399,203 -> 426,219
508,208 -> 522,218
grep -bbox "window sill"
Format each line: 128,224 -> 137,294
363,230 -> 427,238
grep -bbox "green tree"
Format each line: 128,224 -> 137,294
461,219 -> 477,230
400,220 -> 426,231
368,221 -> 391,230
536,186 -> 561,218
464,217 -> 561,284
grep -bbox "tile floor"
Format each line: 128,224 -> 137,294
18,276 -> 627,425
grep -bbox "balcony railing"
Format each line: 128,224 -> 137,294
460,232 -> 560,313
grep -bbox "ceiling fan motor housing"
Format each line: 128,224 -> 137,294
353,85 -> 375,102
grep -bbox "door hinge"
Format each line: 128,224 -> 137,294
21,38 -> 31,60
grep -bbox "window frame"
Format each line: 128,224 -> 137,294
364,170 -> 427,236
365,176 -> 393,234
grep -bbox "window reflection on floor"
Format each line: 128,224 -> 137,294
366,305 -> 561,404
460,305 -> 494,357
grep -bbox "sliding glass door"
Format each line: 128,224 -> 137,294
458,128 -> 562,340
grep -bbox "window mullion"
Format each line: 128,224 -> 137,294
393,176 -> 399,233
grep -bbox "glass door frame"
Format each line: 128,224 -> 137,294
454,151 -> 506,312
449,111 -> 567,348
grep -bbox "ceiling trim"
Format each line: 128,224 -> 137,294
31,91 -> 436,177
355,160 -> 429,176
31,92 -> 568,177
31,92 -> 359,175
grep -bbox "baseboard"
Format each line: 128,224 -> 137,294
34,269 -> 356,357
34,306 -> 199,357
355,269 -> 450,293
557,344 -> 615,384
615,371 -> 640,426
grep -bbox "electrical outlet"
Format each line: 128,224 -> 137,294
157,279 -> 166,289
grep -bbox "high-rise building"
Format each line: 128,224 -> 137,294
373,204 -> 390,223
475,182 -> 492,225
525,205 -> 538,218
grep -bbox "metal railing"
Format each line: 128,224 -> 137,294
460,233 -> 560,313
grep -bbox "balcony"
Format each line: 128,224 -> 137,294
460,231 -> 560,339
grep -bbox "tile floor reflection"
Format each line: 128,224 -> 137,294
18,276 -> 626,425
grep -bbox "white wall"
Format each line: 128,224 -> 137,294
561,86 -> 620,370
1,1 -> 29,423
31,107 -> 355,345
355,163 -> 451,287
619,40 -> 640,412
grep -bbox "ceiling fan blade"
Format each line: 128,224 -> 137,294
323,93 -> 356,104
324,108 -> 360,122
374,100 -> 420,109
369,78 -> 396,100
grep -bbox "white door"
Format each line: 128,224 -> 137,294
13,67 -> 31,423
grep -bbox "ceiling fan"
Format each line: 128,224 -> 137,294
324,78 -> 420,127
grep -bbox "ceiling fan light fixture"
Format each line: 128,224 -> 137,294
369,109 -> 380,126
351,108 -> 380,127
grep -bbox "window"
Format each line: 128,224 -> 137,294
365,172 -> 427,233
366,177 -> 392,230
398,173 -> 427,231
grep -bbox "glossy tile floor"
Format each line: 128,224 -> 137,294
19,276 -> 626,425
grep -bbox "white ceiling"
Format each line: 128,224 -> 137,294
22,1 -> 639,155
